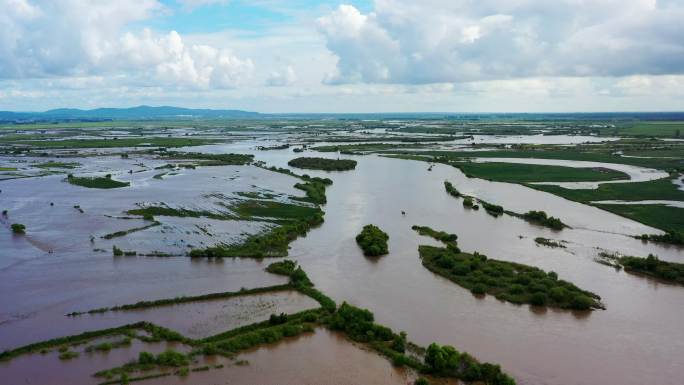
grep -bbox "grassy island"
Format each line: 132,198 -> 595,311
413,225 -> 602,310
288,157 -> 357,171
67,174 -> 129,189
419,245 -> 602,310
356,224 -> 389,256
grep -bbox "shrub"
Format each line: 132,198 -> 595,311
287,157 -> 357,171
471,284 -> 486,295
355,224 -> 389,256
530,292 -> 548,306
11,223 -> 26,234
571,295 -> 593,310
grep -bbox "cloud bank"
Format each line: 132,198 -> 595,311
317,0 -> 684,84
0,0 -> 253,88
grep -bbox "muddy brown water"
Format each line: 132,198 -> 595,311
1,142 -> 683,385
142,329 -> 420,385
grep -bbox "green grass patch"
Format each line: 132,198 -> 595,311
35,161 -> 80,169
233,200 -> 321,221
67,175 -> 129,189
595,204 -> 684,240
618,122 -> 684,138
453,162 -> 629,183
533,176 -> 684,202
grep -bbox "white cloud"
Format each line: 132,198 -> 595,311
0,0 -> 253,89
266,65 -> 297,86
317,0 -> 684,84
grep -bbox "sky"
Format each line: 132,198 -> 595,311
1,0 -> 683,113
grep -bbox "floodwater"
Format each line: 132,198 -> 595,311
67,290 -> 318,340
277,152 -> 684,385
1,137 -> 683,385
0,338 -> 192,385
143,329 -> 420,385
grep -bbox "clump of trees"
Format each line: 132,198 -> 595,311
480,200 -> 504,217
462,196 -> 474,208
288,157 -> 357,171
534,237 -> 566,248
424,343 -> 516,385
419,245 -> 603,310
356,224 -> 389,256
11,223 -> 26,234
618,254 -> 684,285
444,181 -> 460,197
523,210 -> 566,230
412,225 -> 459,252
636,231 -> 683,246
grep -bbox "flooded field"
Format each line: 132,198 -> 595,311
143,329 -> 420,385
1,120 -> 683,385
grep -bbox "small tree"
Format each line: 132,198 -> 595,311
11,223 -> 26,234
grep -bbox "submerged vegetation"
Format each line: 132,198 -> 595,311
2,241 -> 516,384
288,157 -> 357,171
189,213 -> 323,258
411,225 -> 459,250
534,237 -> 567,248
635,230 -> 684,245
356,224 -> 390,256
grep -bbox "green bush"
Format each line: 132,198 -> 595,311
288,157 -> 357,171
530,292 -> 548,306
356,224 -> 389,256
11,223 -> 25,234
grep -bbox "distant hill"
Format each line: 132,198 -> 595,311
0,105 -> 260,123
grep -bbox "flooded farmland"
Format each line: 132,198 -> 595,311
1,119 -> 683,385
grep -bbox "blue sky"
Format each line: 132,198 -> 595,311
1,0 -> 683,112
